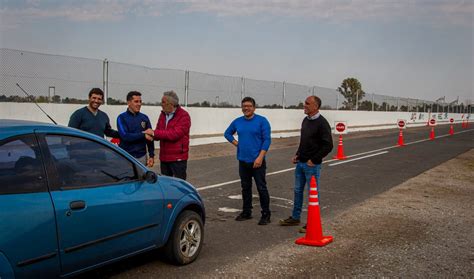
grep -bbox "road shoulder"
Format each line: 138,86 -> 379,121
211,148 -> 474,277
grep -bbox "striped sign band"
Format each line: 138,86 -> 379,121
309,202 -> 319,206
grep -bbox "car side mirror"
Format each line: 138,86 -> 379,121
144,171 -> 157,184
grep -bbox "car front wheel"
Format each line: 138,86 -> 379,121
165,210 -> 204,265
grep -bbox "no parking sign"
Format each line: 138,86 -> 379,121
397,119 -> 406,129
428,118 -> 437,127
334,121 -> 348,135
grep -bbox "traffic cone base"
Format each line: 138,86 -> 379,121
295,235 -> 333,247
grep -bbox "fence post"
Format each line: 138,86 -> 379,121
371,94 -> 374,111
102,59 -> 108,105
282,81 -> 286,109
240,77 -> 245,102
355,89 -> 359,111
184,70 -> 189,107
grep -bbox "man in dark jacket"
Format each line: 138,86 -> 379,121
68,88 -> 119,139
117,91 -> 155,167
279,95 -> 333,232
144,91 -> 190,180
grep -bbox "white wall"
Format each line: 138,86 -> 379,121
0,103 -> 469,145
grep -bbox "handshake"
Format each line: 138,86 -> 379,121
143,128 -> 155,141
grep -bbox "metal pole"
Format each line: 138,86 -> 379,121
355,89 -> 359,111
102,59 -> 108,105
336,92 -> 339,110
397,98 -> 399,111
415,99 -> 418,112
184,70 -> 189,107
371,94 -> 374,111
386,97 -> 389,111
282,81 -> 286,109
406,99 -> 409,112
240,77 -> 244,101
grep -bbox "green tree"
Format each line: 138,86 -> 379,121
337,77 -> 365,110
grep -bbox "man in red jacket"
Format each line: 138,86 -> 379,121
144,91 -> 191,180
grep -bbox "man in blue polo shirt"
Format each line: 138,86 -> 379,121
224,97 -> 272,225
117,91 -> 155,167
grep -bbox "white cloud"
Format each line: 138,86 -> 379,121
0,0 -> 472,26
180,0 -> 473,25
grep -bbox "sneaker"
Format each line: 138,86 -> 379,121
235,212 -> 252,221
279,216 -> 301,226
299,225 -> 307,233
258,214 -> 271,225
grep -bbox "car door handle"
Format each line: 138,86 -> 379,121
69,200 -> 86,210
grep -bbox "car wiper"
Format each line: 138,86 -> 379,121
100,170 -> 134,182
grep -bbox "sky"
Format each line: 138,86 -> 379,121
0,0 -> 473,104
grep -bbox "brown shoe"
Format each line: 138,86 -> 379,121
298,225 -> 307,233
235,212 -> 252,221
279,216 -> 300,226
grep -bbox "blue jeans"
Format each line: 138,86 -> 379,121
292,162 -> 321,220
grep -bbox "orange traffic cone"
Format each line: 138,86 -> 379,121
333,135 -> 347,160
429,127 -> 435,140
449,125 -> 454,135
397,128 -> 405,146
295,176 -> 333,247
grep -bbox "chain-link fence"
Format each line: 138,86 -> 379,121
1,48 -> 472,113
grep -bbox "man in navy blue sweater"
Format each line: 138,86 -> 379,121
117,91 -> 155,167
224,97 -> 272,225
68,88 -> 119,139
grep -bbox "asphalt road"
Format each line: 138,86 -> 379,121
85,124 -> 473,278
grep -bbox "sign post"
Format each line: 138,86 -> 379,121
397,119 -> 406,146
428,118 -> 436,140
333,121 -> 347,160
449,118 -> 454,135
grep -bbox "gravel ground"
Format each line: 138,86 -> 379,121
203,148 -> 474,278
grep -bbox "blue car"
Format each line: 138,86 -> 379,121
0,120 -> 205,278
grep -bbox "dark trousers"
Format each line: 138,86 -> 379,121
161,161 -> 187,180
238,160 -> 270,216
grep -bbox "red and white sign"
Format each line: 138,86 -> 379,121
397,119 -> 406,129
450,118 -> 454,123
428,118 -> 437,127
334,121 -> 348,135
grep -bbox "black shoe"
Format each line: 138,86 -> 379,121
279,216 -> 301,226
258,214 -> 271,225
299,225 -> 307,233
235,212 -> 252,221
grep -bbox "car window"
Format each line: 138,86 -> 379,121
45,135 -> 137,189
0,135 -> 46,195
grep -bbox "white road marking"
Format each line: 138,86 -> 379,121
196,129 -> 473,192
329,151 -> 389,166
218,207 -> 241,213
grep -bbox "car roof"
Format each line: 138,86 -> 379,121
0,119 -> 90,137
0,119 -> 57,128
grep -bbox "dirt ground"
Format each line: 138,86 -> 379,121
201,148 -> 474,278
